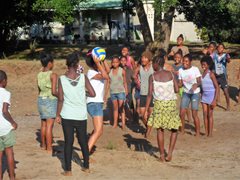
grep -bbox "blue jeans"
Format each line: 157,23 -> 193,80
87,102 -> 103,117
110,92 -> 126,101
181,92 -> 200,110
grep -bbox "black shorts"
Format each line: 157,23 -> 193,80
140,95 -> 154,108
216,74 -> 228,90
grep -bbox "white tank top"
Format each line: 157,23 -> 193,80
152,73 -> 177,101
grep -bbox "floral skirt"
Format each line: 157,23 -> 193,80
147,100 -> 181,130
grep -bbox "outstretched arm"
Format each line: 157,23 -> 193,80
56,78 -> 63,124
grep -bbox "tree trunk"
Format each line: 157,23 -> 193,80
0,28 -> 9,58
148,6 -> 175,54
135,0 -> 153,46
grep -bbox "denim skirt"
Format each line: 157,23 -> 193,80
38,97 -> 57,120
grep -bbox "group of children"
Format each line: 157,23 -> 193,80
0,38 -> 238,178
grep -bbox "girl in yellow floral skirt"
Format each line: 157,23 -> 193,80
144,55 -> 181,162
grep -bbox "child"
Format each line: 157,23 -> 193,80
108,56 -> 128,129
179,54 -> 202,136
202,42 -> 217,59
172,50 -> 192,122
213,43 -> 231,110
37,53 -> 58,153
86,51 -> 110,154
134,51 -> 154,137
0,70 -> 18,180
201,56 -> 219,137
56,52 -> 95,176
121,46 -> 135,70
120,56 -> 134,121
144,56 -> 181,162
168,34 -> 189,57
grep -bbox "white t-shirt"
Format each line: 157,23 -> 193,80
0,88 -> 13,136
87,69 -> 105,103
179,66 -> 201,94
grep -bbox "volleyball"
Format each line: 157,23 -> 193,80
92,47 -> 106,61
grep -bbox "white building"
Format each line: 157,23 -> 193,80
20,0 -> 201,43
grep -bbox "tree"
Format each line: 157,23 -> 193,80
135,0 -> 178,52
0,0 -> 86,57
178,0 -> 238,42
0,0 -> 49,57
134,0 -> 153,46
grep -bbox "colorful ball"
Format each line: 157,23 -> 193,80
92,47 -> 106,61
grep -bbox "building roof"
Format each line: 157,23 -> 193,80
80,0 -> 123,10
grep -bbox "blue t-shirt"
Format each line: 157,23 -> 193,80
213,53 -> 230,76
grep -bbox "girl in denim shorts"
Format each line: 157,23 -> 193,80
86,50 -> 110,153
108,57 -> 128,129
179,54 -> 202,136
37,52 -> 58,153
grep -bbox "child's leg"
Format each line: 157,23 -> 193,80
88,116 -> 103,152
166,129 -> 178,162
76,121 -> 89,170
0,151 -> 3,180
62,120 -> 74,172
192,110 -> 200,137
5,147 -> 15,180
112,100 -> 119,128
179,108 -> 186,134
202,103 -> 209,136
186,108 -> 192,122
179,93 -> 191,134
40,120 -> 47,149
118,100 -> 126,129
145,107 -> 153,138
157,128 -> 165,162
223,87 -> 230,110
46,119 -> 54,152
208,106 -> 214,137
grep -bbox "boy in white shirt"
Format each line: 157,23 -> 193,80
0,70 -> 17,180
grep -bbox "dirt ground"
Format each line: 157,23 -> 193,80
0,59 -> 240,179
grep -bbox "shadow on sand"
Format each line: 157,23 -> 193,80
123,134 -> 160,158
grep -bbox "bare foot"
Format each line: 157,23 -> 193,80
46,150 -> 53,155
112,125 -> 117,129
165,156 -> 172,162
61,171 -> 72,176
226,106 -> 230,111
40,144 -> 46,150
159,154 -> 165,162
81,167 -> 90,173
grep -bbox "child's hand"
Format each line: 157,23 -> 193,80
211,100 -> 217,109
144,111 -> 148,121
11,121 -> 18,130
93,55 -> 101,64
56,116 -> 62,124
191,83 -> 198,92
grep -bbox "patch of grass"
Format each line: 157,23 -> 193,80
105,141 -> 117,150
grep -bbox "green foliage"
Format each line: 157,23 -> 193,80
195,27 -> 209,42
177,0 -> 240,42
33,0 -> 87,24
122,0 -> 136,16
153,0 -> 178,17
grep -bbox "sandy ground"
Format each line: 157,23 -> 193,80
0,59 -> 240,179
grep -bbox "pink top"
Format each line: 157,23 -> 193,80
126,56 -> 133,69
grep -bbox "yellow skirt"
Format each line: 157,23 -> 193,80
147,100 -> 181,130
